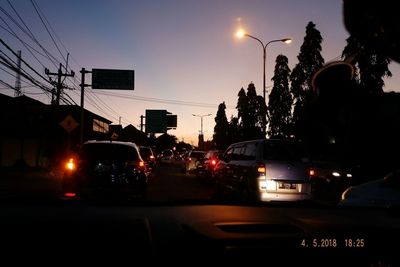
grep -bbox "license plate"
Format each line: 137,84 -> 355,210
278,183 -> 297,190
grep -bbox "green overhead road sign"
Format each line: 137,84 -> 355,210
145,110 -> 177,133
92,69 -> 134,90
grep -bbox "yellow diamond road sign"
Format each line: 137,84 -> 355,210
111,132 -> 119,140
60,115 -> 79,133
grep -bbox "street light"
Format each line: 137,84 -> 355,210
192,113 -> 212,135
236,29 -> 292,134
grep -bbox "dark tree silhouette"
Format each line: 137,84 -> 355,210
213,102 -> 230,149
236,83 -> 265,140
268,54 -> 292,138
155,133 -> 177,151
290,21 -> 324,132
227,116 -> 239,145
342,35 -> 392,94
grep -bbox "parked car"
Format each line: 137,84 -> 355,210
196,150 -> 224,179
339,169 -> 400,208
214,139 -> 314,202
62,140 -> 148,200
139,146 -> 156,174
182,150 -> 206,174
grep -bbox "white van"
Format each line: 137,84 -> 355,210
214,139 -> 314,201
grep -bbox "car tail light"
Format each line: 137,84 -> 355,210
65,158 -> 76,171
150,155 -> 155,160
257,164 -> 266,181
309,168 -> 316,177
211,159 -> 217,165
64,192 -> 76,198
257,165 -> 266,174
139,160 -> 145,168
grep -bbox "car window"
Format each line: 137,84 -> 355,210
231,145 -> 245,160
224,147 -> 234,162
263,142 -> 298,161
242,142 -> 258,160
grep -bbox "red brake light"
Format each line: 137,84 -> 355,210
211,159 -> 217,165
309,169 -> 316,177
139,161 -> 145,167
64,192 -> 76,198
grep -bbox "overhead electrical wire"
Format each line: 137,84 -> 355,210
0,4 -> 59,68
93,90 -> 235,109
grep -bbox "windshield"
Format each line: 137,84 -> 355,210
0,1 -> 399,210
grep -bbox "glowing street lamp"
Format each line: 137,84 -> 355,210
236,28 -> 292,134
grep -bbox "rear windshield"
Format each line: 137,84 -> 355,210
81,143 -> 139,161
263,141 -> 308,161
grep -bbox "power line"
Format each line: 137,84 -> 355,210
0,23 -> 46,69
92,90 -> 236,109
30,0 -> 81,69
30,0 -> 66,64
0,38 -> 52,85
0,4 -> 59,68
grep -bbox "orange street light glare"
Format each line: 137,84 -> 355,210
236,29 -> 246,38
283,38 -> 292,44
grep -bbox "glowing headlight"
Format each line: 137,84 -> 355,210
332,172 -> 341,177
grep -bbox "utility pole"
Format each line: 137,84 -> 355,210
80,68 -> 91,146
45,63 -> 75,105
14,50 -> 22,97
140,115 -> 145,132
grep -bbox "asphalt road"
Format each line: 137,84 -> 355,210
0,162 -> 341,206
0,161 -> 216,203
146,161 -> 215,202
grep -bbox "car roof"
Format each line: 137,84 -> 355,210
84,140 -> 139,149
227,138 -> 302,147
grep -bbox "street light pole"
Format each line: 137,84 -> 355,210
245,35 -> 292,101
236,30 -> 292,135
192,113 -> 212,135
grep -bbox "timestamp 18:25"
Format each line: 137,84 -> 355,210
300,238 -> 365,248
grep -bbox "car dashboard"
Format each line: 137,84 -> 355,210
1,202 -> 399,266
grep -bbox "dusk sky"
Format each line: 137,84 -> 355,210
1,0 -> 400,145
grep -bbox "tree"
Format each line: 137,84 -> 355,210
213,102 -> 230,149
268,54 -> 292,138
290,21 -> 325,130
227,116 -> 239,145
155,133 -> 177,151
236,83 -> 265,140
342,35 -> 392,94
